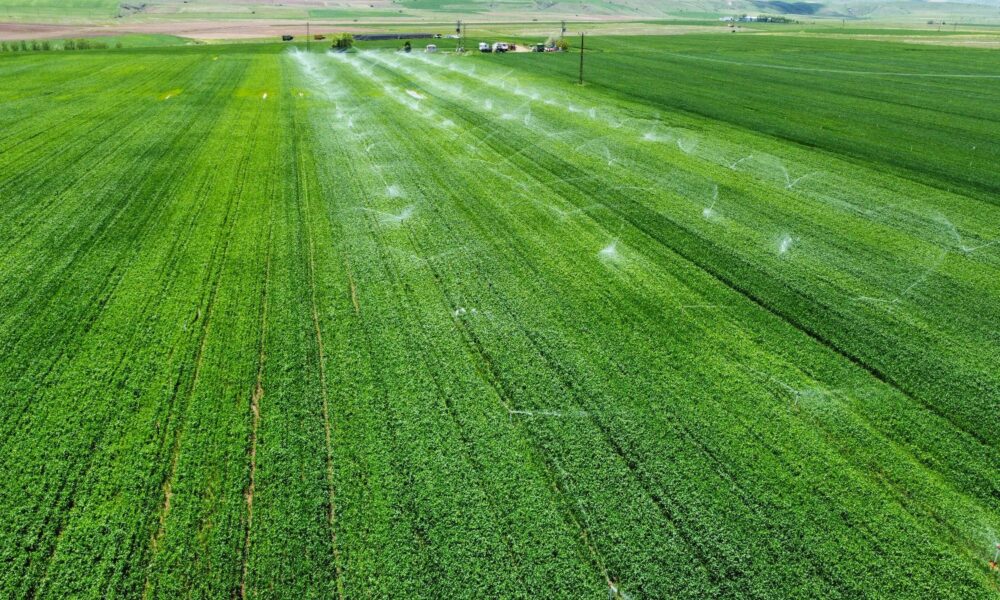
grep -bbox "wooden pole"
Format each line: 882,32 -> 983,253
578,32 -> 585,85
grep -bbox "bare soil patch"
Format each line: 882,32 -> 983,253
0,19 -> 396,41
0,15 -> 722,42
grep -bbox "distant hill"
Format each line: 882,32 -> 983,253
1,0 -> 998,23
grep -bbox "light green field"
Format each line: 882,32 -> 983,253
0,0 -> 118,20
0,33 -> 998,598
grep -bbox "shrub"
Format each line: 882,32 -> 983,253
333,33 -> 354,50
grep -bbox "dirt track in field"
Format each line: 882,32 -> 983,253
0,15 -> 713,42
0,20 -> 378,41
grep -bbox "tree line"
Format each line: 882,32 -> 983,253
0,39 -> 123,52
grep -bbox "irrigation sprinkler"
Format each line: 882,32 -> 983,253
608,578 -> 631,599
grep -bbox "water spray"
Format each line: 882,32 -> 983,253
785,172 -> 819,190
703,184 -> 719,219
598,239 -> 622,264
677,136 -> 699,155
778,234 -> 795,255
728,155 -> 753,170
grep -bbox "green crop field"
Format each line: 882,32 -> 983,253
0,33 -> 998,598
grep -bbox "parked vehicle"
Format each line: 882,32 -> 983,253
478,42 -> 491,52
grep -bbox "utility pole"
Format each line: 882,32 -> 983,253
578,32 -> 585,85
